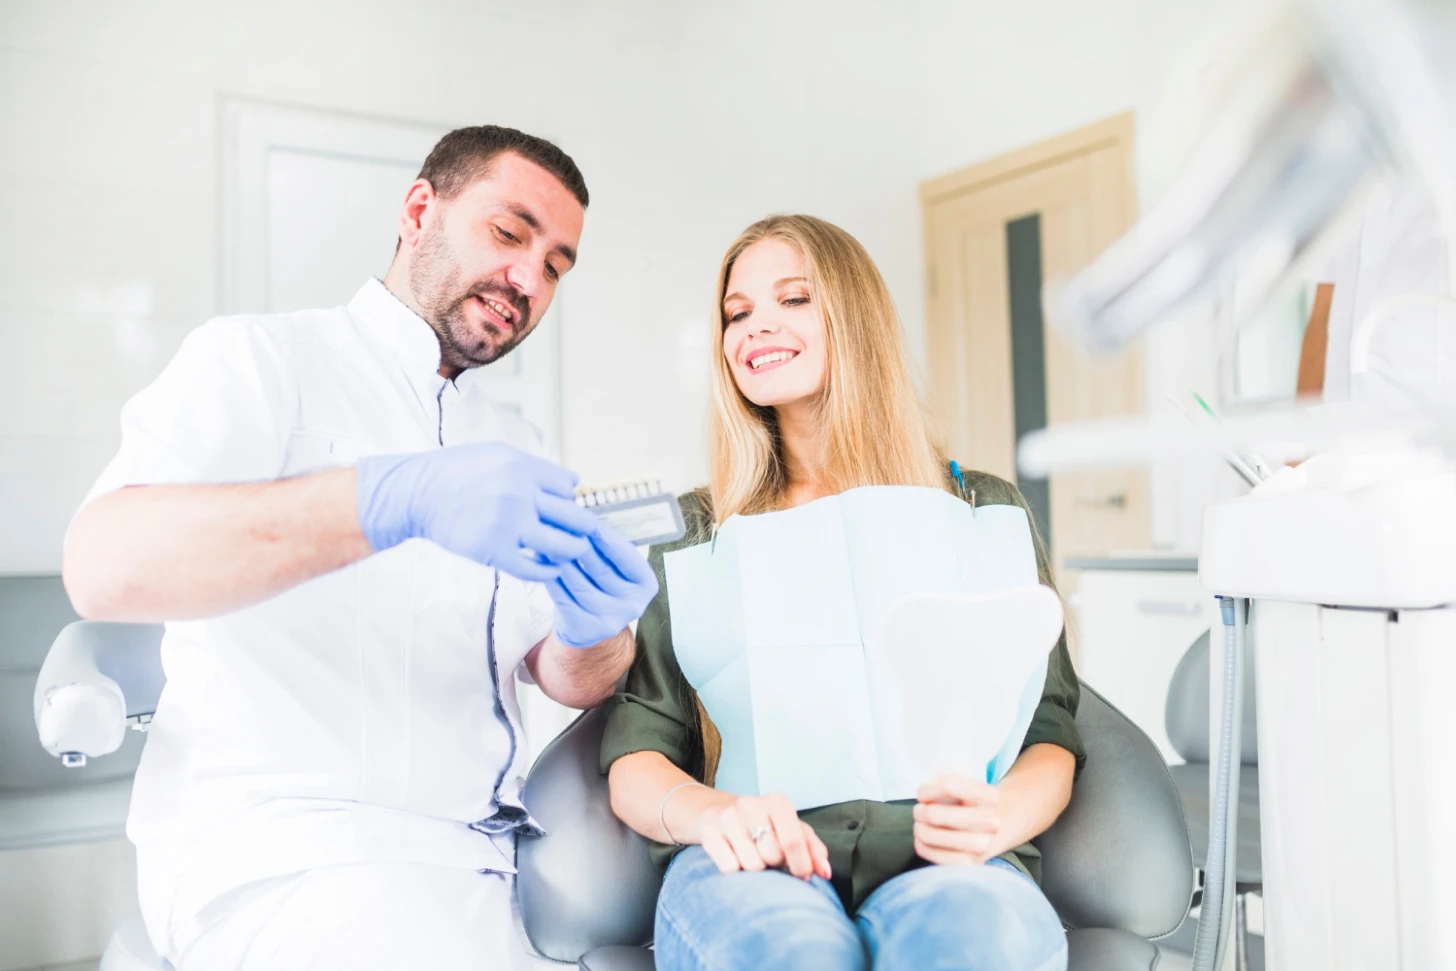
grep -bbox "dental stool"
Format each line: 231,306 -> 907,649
519,687 -> 1196,970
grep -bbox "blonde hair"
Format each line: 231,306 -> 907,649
707,214 -> 947,521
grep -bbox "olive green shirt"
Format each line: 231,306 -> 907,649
600,471 -> 1085,912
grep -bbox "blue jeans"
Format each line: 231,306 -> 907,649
654,846 -> 1068,971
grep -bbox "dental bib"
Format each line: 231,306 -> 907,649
664,486 -> 1062,811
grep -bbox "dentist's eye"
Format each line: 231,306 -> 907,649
494,226 -> 520,244
545,262 -> 560,281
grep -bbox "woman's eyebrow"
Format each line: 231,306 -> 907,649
774,276 -> 809,288
723,291 -> 749,304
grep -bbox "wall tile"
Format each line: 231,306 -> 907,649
0,48 -> 214,196
0,0 -> 220,78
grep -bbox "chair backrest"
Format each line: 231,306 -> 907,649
1163,629 -> 1258,765
521,682 -> 1194,960
1034,684 -> 1194,939
517,706 -> 661,963
34,621 -> 166,760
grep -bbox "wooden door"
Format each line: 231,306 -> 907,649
922,114 -> 1149,595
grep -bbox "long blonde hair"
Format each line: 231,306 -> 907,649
708,214 -> 947,521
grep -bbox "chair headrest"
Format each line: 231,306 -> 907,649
1164,629 -> 1258,764
1035,684 -> 1194,939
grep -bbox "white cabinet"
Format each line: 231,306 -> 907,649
1067,558 -> 1219,762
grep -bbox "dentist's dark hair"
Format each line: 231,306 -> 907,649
418,125 -> 589,207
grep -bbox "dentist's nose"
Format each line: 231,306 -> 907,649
504,256 -> 544,299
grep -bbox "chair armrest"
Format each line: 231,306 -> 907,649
518,706 -> 662,963
33,621 -> 164,761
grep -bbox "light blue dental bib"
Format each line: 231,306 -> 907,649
664,486 -> 1050,811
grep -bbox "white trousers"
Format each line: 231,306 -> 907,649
173,863 -> 557,971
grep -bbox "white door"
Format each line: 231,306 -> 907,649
221,99 -> 572,764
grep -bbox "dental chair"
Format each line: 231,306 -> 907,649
37,621 -> 1194,971
519,688 -> 1196,970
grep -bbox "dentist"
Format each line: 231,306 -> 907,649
61,126 -> 656,970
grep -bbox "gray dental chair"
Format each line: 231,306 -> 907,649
36,620 -> 1194,971
520,689 -> 1196,970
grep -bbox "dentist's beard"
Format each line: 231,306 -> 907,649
410,227 -> 533,370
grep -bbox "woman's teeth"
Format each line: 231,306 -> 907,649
749,350 -> 797,370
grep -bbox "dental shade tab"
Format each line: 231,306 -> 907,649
576,477 -> 687,546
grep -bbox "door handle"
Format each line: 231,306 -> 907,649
1077,493 -> 1127,509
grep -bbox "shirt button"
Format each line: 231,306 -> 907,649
847,820 -> 860,831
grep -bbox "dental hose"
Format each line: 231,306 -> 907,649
1191,596 -> 1246,971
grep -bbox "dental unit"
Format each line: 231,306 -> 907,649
1020,0 -> 1456,967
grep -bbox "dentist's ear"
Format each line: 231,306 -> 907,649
396,179 -> 439,249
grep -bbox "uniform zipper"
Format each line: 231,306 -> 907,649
448,384 -> 537,838
435,382 -> 446,447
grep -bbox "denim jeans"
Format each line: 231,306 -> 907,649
654,846 -> 1068,971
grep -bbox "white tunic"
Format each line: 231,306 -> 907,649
80,279 -> 557,960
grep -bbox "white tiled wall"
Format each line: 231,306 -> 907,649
0,0 -> 1249,574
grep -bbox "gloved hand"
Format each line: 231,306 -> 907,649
355,442 -> 598,582
549,523 -> 660,648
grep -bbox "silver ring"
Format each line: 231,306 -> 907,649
750,825 -> 770,844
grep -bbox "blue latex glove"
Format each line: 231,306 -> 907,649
549,523 -> 660,648
355,442 -> 599,582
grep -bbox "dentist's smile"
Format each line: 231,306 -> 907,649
473,293 -> 517,334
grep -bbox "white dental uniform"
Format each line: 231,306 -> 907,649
80,279 -> 558,969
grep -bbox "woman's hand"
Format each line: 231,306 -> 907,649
913,773 -> 1006,865
698,793 -> 832,881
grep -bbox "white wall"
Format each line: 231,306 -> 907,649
0,0 -> 1246,573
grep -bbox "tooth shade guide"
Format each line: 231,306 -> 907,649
572,476 -> 687,546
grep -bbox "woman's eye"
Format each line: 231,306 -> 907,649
783,296 -> 810,307
727,310 -> 750,324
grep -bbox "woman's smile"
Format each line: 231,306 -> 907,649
745,346 -> 801,373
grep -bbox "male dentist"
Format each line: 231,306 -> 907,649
62,126 -> 656,969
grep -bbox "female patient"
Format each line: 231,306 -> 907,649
601,214 -> 1081,971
